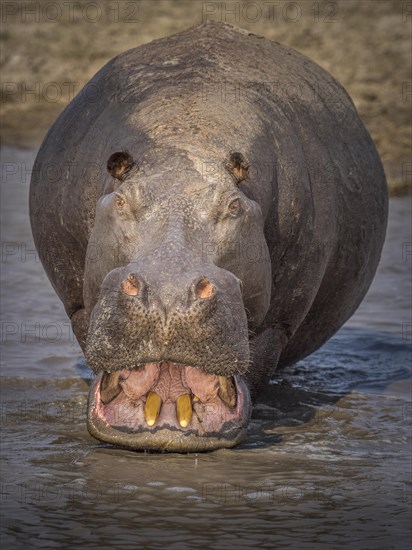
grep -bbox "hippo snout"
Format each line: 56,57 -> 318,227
84,261 -> 251,451
85,261 -> 249,375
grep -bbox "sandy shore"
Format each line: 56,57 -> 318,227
0,0 -> 409,194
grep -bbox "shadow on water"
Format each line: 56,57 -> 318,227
240,325 -> 411,450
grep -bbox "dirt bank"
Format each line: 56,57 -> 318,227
0,0 -> 409,194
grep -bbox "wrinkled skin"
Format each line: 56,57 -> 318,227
29,22 -> 388,452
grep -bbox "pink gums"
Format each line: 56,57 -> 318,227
91,362 -> 247,435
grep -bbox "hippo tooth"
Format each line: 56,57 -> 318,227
218,376 -> 237,409
100,372 -> 122,404
144,391 -> 162,427
176,394 -> 192,428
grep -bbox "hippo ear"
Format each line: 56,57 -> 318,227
224,152 -> 250,184
106,151 -> 136,181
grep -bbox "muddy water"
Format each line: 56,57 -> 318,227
1,147 -> 411,548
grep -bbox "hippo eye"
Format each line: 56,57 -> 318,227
114,193 -> 126,208
228,198 -> 241,217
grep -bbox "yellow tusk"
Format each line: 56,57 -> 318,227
176,393 -> 192,428
144,391 -> 162,427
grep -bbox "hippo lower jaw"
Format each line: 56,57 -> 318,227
87,362 -> 251,452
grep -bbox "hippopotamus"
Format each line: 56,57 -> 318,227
29,22 -> 388,452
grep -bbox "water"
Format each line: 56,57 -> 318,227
1,147 -> 411,548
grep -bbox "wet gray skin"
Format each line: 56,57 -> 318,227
29,22 -> 388,451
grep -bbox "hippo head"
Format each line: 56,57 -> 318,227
83,149 -> 271,451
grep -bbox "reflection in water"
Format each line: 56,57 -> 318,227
1,148 -> 411,548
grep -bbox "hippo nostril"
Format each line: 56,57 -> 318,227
195,277 -> 216,300
122,273 -> 141,296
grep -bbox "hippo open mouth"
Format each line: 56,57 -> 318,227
88,362 -> 251,451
